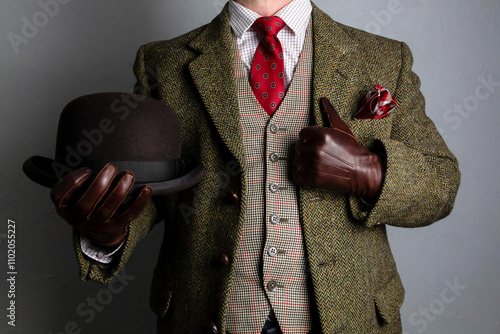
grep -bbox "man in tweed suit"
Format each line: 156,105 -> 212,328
50,0 -> 460,333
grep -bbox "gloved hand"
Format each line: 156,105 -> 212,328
50,163 -> 152,248
293,97 -> 384,200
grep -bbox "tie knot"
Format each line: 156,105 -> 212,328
252,16 -> 285,36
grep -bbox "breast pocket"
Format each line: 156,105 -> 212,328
348,115 -> 393,148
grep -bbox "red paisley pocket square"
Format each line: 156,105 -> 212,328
355,85 -> 397,119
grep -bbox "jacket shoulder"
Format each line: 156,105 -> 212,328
313,5 -> 408,83
338,22 -> 414,90
341,22 -> 403,54
340,22 -> 407,78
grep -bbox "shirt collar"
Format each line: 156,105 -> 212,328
228,0 -> 312,38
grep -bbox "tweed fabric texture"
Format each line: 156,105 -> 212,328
72,3 -> 460,333
225,21 -> 313,334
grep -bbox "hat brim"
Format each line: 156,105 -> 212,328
23,156 -> 206,196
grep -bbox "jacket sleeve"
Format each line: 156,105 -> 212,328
71,45 -> 161,284
73,200 -> 158,283
349,42 -> 461,228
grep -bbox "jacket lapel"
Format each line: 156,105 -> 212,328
188,5 -> 247,171
311,4 -> 364,127
187,4 -> 366,170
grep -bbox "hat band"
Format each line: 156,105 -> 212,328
81,158 -> 184,182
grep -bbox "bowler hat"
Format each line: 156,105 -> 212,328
23,92 -> 205,195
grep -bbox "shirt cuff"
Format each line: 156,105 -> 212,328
80,235 -> 124,264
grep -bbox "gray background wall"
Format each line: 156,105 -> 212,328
0,0 -> 498,333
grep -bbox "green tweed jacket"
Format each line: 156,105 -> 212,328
73,3 -> 460,333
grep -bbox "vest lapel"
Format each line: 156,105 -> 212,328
188,4 -> 364,172
188,5 -> 246,171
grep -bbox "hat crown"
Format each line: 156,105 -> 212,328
54,92 -> 181,166
23,92 -> 206,194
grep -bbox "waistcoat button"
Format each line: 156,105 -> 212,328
269,152 -> 279,162
270,214 -> 280,224
270,123 -> 279,133
267,280 -> 278,292
269,183 -> 279,193
268,247 -> 278,257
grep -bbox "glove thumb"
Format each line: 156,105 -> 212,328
320,97 -> 357,140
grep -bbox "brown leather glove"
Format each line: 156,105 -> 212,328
293,97 -> 384,199
50,163 -> 152,248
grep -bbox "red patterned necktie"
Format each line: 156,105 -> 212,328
250,16 -> 286,116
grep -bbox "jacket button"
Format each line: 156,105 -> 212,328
374,222 -> 383,227
208,322 -> 218,333
218,253 -> 230,267
226,190 -> 239,204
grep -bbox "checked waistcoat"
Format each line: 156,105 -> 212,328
225,21 -> 313,334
